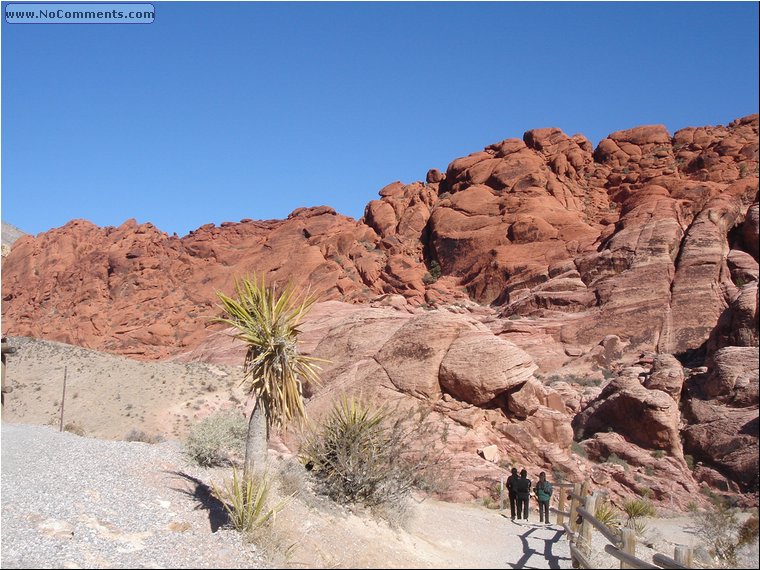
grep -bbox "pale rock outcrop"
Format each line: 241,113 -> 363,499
572,374 -> 685,460
439,330 -> 537,405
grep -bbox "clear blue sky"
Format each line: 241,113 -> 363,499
2,1 -> 758,237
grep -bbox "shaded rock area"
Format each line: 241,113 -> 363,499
2,115 -> 758,509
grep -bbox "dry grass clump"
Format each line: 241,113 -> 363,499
124,428 -> 164,444
63,422 -> 86,436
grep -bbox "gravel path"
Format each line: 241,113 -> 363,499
1,423 -> 266,569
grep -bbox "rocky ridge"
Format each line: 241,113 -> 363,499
2,115 -> 758,509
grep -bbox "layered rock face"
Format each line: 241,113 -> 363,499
2,115 -> 757,506
3,115 -> 756,362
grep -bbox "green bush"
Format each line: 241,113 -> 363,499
185,410 -> 247,467
422,260 -> 442,285
300,397 -> 446,510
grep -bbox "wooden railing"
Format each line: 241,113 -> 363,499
552,482 -> 694,569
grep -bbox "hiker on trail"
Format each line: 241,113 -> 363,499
515,469 -> 532,521
506,467 -> 519,520
535,471 -> 553,524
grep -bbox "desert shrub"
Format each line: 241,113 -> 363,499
571,441 -> 587,458
482,482 -> 503,510
651,449 -> 665,459
185,410 -> 247,467
568,374 -> 602,387
625,516 -> 648,535
63,422 -> 86,436
605,453 -> 629,470
300,396 -> 446,511
684,454 -> 695,470
738,513 -> 759,546
275,458 -> 307,498
700,486 -> 731,509
125,428 -> 164,444
212,467 -> 290,533
693,503 -> 747,567
422,260 -> 442,285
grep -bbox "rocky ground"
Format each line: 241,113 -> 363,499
3,337 -> 758,569
5,423 -> 756,570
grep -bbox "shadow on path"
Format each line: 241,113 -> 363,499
508,523 -> 572,569
166,470 -> 230,532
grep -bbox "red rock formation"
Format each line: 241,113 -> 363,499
2,115 -> 758,506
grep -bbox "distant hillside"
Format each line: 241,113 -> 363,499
1,222 -> 28,257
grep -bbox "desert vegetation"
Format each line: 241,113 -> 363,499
299,396 -> 447,524
214,275 -> 324,477
185,409 -> 247,467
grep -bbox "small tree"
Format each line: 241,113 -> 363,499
215,275 -> 323,478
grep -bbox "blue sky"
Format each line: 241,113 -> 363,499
1,1 -> 758,237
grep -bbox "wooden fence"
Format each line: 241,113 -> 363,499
550,482 -> 694,569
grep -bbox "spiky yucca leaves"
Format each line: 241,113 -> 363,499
300,396 -> 448,513
215,275 -> 322,430
594,498 -> 620,527
211,467 -> 291,533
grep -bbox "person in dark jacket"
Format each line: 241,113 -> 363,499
506,467 -> 519,520
515,469 -> 532,521
535,471 -> 553,524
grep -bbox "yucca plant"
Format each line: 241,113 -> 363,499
212,467 -> 290,532
622,497 -> 656,535
594,498 -> 620,527
622,497 -> 657,519
301,396 -> 447,509
215,275 -> 324,477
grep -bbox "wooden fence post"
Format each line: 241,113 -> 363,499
674,545 -> 693,568
620,527 -> 636,569
579,492 -> 597,557
557,483 -> 566,527
569,483 -> 581,534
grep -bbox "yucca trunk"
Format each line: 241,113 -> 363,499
245,398 -> 268,479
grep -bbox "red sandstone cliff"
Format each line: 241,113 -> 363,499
2,115 -> 757,506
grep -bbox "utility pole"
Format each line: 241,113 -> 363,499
59,366 -> 67,431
